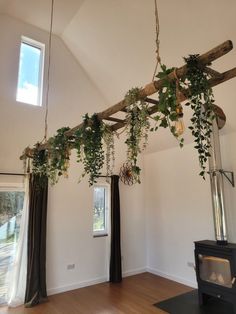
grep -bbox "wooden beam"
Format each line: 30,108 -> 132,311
21,41 -> 235,159
145,97 -> 159,105
67,40 -> 233,137
111,67 -> 236,131
205,67 -> 221,78
104,117 -> 125,123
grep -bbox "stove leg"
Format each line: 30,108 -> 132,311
198,291 -> 210,306
233,302 -> 236,314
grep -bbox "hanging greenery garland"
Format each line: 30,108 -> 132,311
30,54 -> 216,186
150,64 -> 184,147
124,87 -> 150,183
103,124 -> 115,177
184,54 -> 215,179
48,127 -> 73,184
74,113 -> 105,186
32,144 -> 51,185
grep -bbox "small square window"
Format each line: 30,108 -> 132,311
93,184 -> 109,237
16,36 -> 45,106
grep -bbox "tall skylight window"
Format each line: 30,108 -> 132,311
16,36 -> 45,106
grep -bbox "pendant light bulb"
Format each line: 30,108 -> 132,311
175,106 -> 185,136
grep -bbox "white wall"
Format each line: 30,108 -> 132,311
0,14 -> 146,295
144,131 -> 236,287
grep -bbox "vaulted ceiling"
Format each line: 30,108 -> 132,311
1,0 -> 236,152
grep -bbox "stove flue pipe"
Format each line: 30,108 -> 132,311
208,109 -> 228,245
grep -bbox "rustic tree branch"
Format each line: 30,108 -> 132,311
20,40 -> 236,159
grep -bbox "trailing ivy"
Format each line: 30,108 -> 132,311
74,113 -> 104,185
103,124 -> 115,177
125,87 -> 150,183
32,144 -> 51,184
151,64 -> 184,147
48,127 -> 73,184
184,54 -> 215,179
29,55 -> 216,186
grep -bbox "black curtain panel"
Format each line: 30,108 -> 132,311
24,174 -> 48,307
109,175 -> 122,283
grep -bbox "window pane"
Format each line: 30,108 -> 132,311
93,187 -> 106,233
0,191 -> 24,304
16,39 -> 43,106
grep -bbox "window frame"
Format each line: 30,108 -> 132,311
16,36 -> 45,106
0,181 -> 25,304
93,183 -> 110,238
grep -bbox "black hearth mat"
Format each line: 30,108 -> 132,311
154,290 -> 234,314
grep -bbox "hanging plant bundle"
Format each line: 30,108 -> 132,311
74,113 -> 105,186
124,88 -> 150,183
48,126 -> 73,184
103,124 -> 115,177
30,58 -> 217,186
184,54 -> 215,179
22,39 -> 235,186
150,64 -> 184,147
32,144 -> 51,183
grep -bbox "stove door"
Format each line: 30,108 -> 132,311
198,254 -> 233,288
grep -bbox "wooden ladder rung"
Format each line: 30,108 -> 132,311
104,117 -> 125,123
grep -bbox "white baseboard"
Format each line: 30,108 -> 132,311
47,276 -> 107,296
47,266 -> 196,296
47,267 -> 146,296
123,267 -> 146,277
146,267 -> 197,289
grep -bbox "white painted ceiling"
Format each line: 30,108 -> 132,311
0,0 -> 84,35
1,0 -> 236,152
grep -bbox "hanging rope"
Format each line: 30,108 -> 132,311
152,0 -> 161,81
42,0 -> 54,142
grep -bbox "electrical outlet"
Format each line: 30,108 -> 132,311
187,261 -> 195,268
67,263 -> 75,270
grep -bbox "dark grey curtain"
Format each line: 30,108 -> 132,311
25,174 -> 48,307
109,175 -> 122,282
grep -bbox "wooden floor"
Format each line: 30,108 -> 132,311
1,272 -> 193,314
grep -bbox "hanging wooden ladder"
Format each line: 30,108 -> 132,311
21,40 -> 236,159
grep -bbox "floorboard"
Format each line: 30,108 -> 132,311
1,272 -> 193,314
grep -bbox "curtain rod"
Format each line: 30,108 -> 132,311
0,172 -> 25,176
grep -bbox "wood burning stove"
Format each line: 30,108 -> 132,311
195,240 -> 236,312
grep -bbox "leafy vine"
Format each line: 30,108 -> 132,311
125,88 -> 150,183
74,113 -> 104,186
48,127 -> 73,184
29,55 -> 216,186
184,54 -> 215,178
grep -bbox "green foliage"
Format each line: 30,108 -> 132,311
32,127 -> 73,185
150,64 -> 184,146
32,144 -> 50,180
74,114 -> 105,186
103,124 -> 115,176
48,127 -> 72,184
184,54 -> 215,179
29,54 -> 216,186
124,87 -> 150,183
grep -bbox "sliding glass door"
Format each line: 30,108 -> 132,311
0,182 -> 24,305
